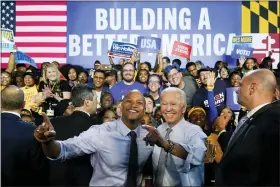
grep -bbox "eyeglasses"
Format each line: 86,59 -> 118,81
94,76 -> 105,80
167,71 -> 179,79
148,81 -> 160,85
123,69 -> 134,73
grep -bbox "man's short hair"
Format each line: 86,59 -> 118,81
172,59 -> 182,67
1,85 -> 25,110
160,87 -> 187,105
105,70 -> 117,79
164,64 -> 181,79
162,56 -> 170,64
186,62 -> 196,70
71,84 -> 94,107
94,69 -> 106,77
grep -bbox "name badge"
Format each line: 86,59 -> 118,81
46,109 -> 54,116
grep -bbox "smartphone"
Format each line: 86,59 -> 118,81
101,64 -> 112,71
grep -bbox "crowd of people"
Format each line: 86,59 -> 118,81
1,45 -> 280,186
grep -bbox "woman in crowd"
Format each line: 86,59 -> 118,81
147,74 -> 162,106
1,71 -> 12,91
135,69 -> 150,88
228,71 -> 242,87
38,64 -> 71,117
103,109 -> 118,123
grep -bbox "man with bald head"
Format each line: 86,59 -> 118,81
34,90 -> 153,186
215,69 -> 280,186
1,85 -> 49,186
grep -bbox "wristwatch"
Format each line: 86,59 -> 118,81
166,139 -> 175,153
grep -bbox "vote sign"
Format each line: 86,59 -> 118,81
137,36 -> 161,53
109,41 -> 137,59
231,45 -> 254,59
226,87 -> 241,111
171,41 -> 192,59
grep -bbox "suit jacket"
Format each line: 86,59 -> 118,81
216,102 -> 280,186
1,113 -> 49,186
49,110 -> 97,186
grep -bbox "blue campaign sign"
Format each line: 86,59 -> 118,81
109,41 -> 136,58
226,87 -> 241,111
1,28 -> 15,52
137,36 -> 161,53
15,51 -> 37,68
231,45 -> 254,59
67,1 -> 241,68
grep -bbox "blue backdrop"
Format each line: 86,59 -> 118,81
67,2 -> 241,68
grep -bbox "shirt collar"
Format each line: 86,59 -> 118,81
74,109 -> 90,117
162,118 -> 186,131
1,111 -> 21,118
118,118 -> 140,137
247,103 -> 270,118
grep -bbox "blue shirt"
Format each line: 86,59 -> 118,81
110,81 -> 147,103
55,119 -> 153,186
152,119 -> 207,186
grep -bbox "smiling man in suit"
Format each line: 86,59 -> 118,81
215,69 -> 280,186
1,85 -> 49,186
49,84 -> 98,186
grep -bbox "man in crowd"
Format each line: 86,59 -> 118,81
186,62 -> 201,87
192,67 -> 227,113
215,69 -> 280,186
34,90 -> 153,186
92,69 -> 109,109
110,63 -> 146,103
49,84 -> 98,186
143,87 -> 207,186
164,64 -> 198,110
1,85 -> 49,186
105,70 -> 117,89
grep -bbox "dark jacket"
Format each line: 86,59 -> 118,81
1,112 -> 49,186
216,102 -> 280,186
49,110 -> 97,186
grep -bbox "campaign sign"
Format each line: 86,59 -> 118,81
226,87 -> 241,111
171,41 -> 192,59
1,28 -> 15,52
15,51 -> 37,68
137,36 -> 161,53
232,35 -> 253,49
231,45 -> 254,59
109,41 -> 137,59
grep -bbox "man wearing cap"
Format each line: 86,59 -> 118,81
164,64 -> 198,110
192,67 -> 227,113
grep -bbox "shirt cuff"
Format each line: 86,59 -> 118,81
46,141 -> 64,161
218,130 -> 226,138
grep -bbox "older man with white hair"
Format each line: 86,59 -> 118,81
143,87 -> 207,186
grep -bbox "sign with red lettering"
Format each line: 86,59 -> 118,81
171,41 -> 192,59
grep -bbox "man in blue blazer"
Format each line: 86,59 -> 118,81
1,85 -> 49,186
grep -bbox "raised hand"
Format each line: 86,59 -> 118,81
238,56 -> 246,68
206,71 -> 216,90
34,113 -> 56,143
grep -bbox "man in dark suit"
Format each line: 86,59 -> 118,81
215,69 -> 280,186
49,84 -> 98,186
1,85 -> 49,186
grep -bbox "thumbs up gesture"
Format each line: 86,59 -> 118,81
34,113 -> 56,143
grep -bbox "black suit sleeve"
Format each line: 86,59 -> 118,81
28,135 -> 50,186
218,131 -> 230,152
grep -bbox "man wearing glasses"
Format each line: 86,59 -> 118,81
110,63 -> 146,103
164,64 -> 198,110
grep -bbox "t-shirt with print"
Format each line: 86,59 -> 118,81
110,81 -> 147,103
192,79 -> 226,113
21,85 -> 39,110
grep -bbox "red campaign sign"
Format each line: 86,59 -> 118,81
171,41 -> 192,59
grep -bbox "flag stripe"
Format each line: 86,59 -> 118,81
1,1 -> 67,66
16,5 -> 67,11
16,11 -> 67,16
16,21 -> 67,26
15,37 -> 67,43
1,53 -> 66,58
16,42 -> 67,47
15,32 -> 67,37
1,57 -> 67,63
16,16 -> 67,22
16,1 -> 67,6
16,26 -> 67,32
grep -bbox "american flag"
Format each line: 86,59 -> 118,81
1,1 -> 67,68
